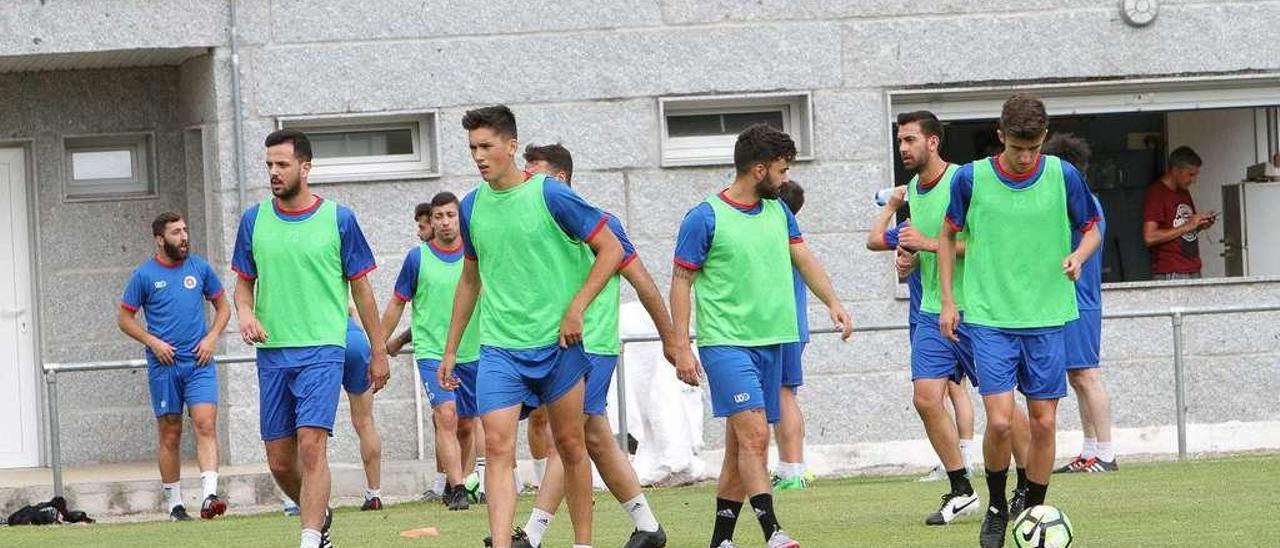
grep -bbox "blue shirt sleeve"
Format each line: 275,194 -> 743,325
393,247 -> 421,301
674,203 -> 715,269
944,164 -> 975,230
781,201 -> 803,241
543,177 -> 607,242
231,205 -> 258,279
121,269 -> 147,311
337,206 -> 377,280
200,258 -> 224,299
1063,162 -> 1101,232
460,189 -> 478,260
883,221 -> 908,249
606,214 -> 638,267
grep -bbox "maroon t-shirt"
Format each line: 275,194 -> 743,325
1143,181 -> 1202,274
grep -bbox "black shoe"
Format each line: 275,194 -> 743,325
361,496 -> 383,511
484,527 -> 534,548
169,505 -> 193,522
447,484 -> 470,511
320,508 -> 334,548
978,505 -> 1009,548
1009,487 -> 1028,519
625,525 -> 668,548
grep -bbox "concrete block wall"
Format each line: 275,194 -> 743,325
7,0 -> 1280,468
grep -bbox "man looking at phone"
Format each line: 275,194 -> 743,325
1142,146 -> 1213,280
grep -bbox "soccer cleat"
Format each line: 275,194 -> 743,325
473,491 -> 487,505
282,501 -> 301,516
978,506 -> 1009,548
1072,456 -> 1119,473
446,484 -> 469,511
713,541 -> 740,548
169,505 -> 193,522
925,491 -> 980,526
1053,455 -> 1087,474
624,525 -> 668,548
200,494 -> 227,519
773,475 -> 808,491
1009,488 -> 1028,519
766,530 -> 800,548
360,496 -> 383,511
916,465 -> 947,482
485,528 -> 535,548
319,508 -> 334,548
420,489 -> 444,503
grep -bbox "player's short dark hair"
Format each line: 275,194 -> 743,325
264,129 -> 313,162
1043,133 -> 1092,172
778,180 -> 805,215
896,110 -> 944,142
430,191 -> 459,212
461,105 -> 518,139
1168,146 -> 1202,169
733,124 -> 797,176
1000,93 -> 1048,140
523,143 -> 574,185
414,202 -> 432,220
152,211 -> 184,237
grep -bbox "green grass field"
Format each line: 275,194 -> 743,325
4,454 -> 1277,547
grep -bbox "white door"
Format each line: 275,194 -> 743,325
0,147 -> 40,468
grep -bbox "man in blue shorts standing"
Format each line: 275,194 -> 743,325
118,212 -> 230,522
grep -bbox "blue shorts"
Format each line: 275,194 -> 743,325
343,329 -> 372,394
967,324 -> 1068,400
476,344 -> 589,416
912,312 -> 979,386
257,359 -> 344,441
781,342 -> 806,388
418,358 -> 481,418
146,358 -> 218,417
584,353 -> 618,416
699,345 -> 784,424
1064,308 -> 1101,370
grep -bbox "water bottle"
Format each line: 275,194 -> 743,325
874,186 -> 907,207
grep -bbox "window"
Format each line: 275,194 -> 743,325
62,133 -> 155,201
659,92 -> 814,167
278,111 -> 440,183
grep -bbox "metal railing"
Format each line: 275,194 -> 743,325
39,303 -> 1280,497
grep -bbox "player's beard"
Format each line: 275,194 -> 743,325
755,177 -> 780,200
272,176 -> 301,200
162,240 -> 188,262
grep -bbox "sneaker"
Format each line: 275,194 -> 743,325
624,525 -> 668,548
978,506 -> 1009,548
1073,456 -> 1119,473
169,505 -> 193,522
766,530 -> 800,548
916,465 -> 946,482
282,501 -> 301,516
773,475 -> 808,491
360,496 -> 383,511
1009,488 -> 1028,519
446,484 -> 470,511
924,491 -> 980,526
1053,455 -> 1087,474
200,494 -> 227,519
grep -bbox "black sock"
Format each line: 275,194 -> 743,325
946,468 -> 973,495
985,468 -> 1009,512
1015,467 -> 1029,491
710,497 -> 742,547
1027,481 -> 1049,508
749,493 -> 781,541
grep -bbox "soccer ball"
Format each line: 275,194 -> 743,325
1012,505 -> 1074,548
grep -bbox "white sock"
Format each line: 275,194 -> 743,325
200,471 -> 218,499
779,461 -> 803,480
163,482 -> 183,511
366,487 -> 381,500
525,508 -> 555,546
533,458 -> 548,486
1096,441 -> 1115,462
622,494 -> 660,532
476,458 -> 487,494
959,438 -> 976,464
432,472 -> 447,495
300,528 -> 322,548
1081,437 -> 1098,459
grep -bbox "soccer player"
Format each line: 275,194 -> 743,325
118,212 -> 230,522
671,124 -> 852,548
382,191 -> 481,511
500,143 -> 678,548
772,180 -> 810,491
233,129 -> 390,548
938,94 -> 1101,548
439,105 -> 624,548
1043,134 -> 1117,474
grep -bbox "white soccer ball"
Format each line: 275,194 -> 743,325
1012,505 -> 1074,548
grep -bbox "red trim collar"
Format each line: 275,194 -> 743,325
918,163 -> 952,190
993,154 -> 1041,182
154,254 -> 183,268
274,195 -> 322,215
429,239 -> 463,254
718,190 -> 758,210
